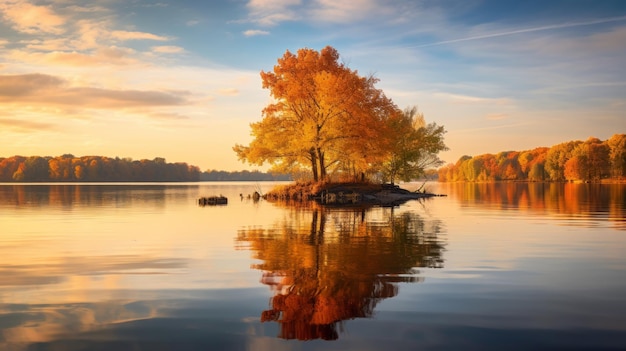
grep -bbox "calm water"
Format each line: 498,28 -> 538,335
0,182 -> 625,351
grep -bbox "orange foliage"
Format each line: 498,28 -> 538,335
439,135 -> 622,182
237,207 -> 444,340
0,155 -> 200,182
234,46 -> 411,182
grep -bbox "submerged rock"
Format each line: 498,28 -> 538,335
198,196 -> 228,206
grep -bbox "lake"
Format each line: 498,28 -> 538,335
1,182 -> 625,351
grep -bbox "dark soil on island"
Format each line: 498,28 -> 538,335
263,181 -> 444,207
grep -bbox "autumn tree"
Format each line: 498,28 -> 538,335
460,156 -> 482,182
584,138 -> 610,181
545,141 -> 581,181
607,134 -> 626,179
496,151 -> 522,180
518,151 -> 534,176
233,46 -> 403,182
12,156 -> 49,181
381,106 -> 447,184
565,137 -> 610,182
528,162 -> 546,181
527,148 -> 548,181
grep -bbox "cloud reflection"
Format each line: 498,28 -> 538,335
0,255 -> 188,287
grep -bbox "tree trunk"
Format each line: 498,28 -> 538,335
317,148 -> 326,180
310,149 -> 318,181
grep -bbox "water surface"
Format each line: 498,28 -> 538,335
1,182 -> 624,350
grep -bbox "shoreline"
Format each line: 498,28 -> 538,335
263,181 -> 445,207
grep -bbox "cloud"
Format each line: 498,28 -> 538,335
0,0 -> 66,34
7,46 -> 140,66
413,15 -> 626,48
64,5 -> 110,13
74,19 -> 116,50
454,121 -> 532,133
583,26 -> 626,52
0,118 -> 56,132
22,38 -> 70,51
433,92 -> 513,106
111,30 -> 170,41
149,112 -> 190,120
152,45 -> 185,54
309,0 -> 382,23
0,73 -> 64,96
247,0 -> 301,11
218,88 -> 240,96
244,0 -> 417,28
246,0 -> 301,26
0,73 -> 189,108
486,113 -> 508,121
63,88 -> 187,108
243,29 -> 270,37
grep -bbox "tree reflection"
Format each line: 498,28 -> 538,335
443,182 -> 626,230
236,205 -> 445,340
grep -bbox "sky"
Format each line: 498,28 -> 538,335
1,0 -> 625,171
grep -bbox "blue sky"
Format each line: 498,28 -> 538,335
1,0 -> 625,171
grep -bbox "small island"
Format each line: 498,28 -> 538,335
263,181 -> 442,207
233,46 -> 448,203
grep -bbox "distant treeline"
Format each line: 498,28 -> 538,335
0,155 -> 201,182
200,170 -> 291,181
438,134 -> 626,182
0,155 -> 290,182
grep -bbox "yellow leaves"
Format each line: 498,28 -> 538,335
237,46 -> 412,181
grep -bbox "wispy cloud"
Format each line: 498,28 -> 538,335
111,30 -> 170,41
243,29 -> 270,37
149,112 -> 190,120
0,73 -> 189,108
7,47 -> 140,66
486,113 -> 508,121
433,92 -> 513,106
309,0 -> 383,23
0,73 -> 64,96
246,0 -> 301,26
64,5 -> 110,13
454,121 -> 532,133
218,88 -> 239,96
0,1 -> 66,34
413,15 -> 626,47
0,118 -> 56,132
152,45 -> 185,54
244,0 -> 405,26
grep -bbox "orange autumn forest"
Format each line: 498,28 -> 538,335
438,134 -> 626,183
2,47 -> 624,184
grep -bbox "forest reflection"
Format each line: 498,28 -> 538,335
444,182 -> 626,230
0,184 -> 188,208
236,204 -> 445,340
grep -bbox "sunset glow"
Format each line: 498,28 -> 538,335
1,1 -> 625,171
